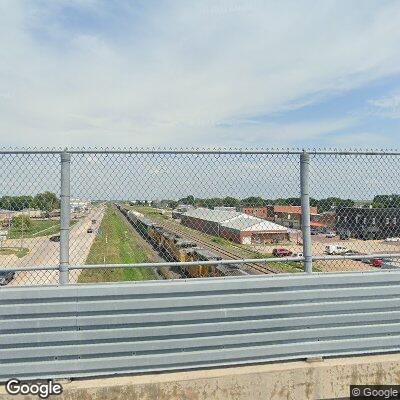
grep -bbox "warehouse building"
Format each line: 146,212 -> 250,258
242,205 -> 319,229
336,207 -> 400,240
181,208 -> 288,244
241,206 -> 269,219
172,204 -> 195,219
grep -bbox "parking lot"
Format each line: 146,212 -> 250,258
250,232 -> 400,272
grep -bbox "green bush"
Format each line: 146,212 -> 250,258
12,215 -> 32,231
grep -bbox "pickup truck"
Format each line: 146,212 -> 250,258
325,245 -> 348,255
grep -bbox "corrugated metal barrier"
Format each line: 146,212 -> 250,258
2,271 -> 400,381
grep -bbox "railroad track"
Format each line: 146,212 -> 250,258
153,218 -> 279,275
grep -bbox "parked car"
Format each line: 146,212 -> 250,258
291,252 -> 303,258
339,234 -> 350,240
371,258 -> 384,268
49,235 -> 60,242
272,248 -> 293,257
310,229 -> 319,235
87,228 -> 93,233
325,245 -> 348,255
362,257 -> 372,264
344,250 -> 364,261
325,231 -> 336,238
91,219 -> 97,224
385,237 -> 400,242
0,271 -> 15,286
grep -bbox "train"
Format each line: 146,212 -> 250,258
116,204 -> 247,278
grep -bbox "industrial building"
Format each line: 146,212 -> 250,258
70,199 -> 90,212
180,207 -> 289,244
172,204 -> 195,219
336,207 -> 400,239
242,205 -> 319,229
213,206 -> 237,211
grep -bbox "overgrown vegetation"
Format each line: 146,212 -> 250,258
0,247 -> 29,258
79,206 -> 157,283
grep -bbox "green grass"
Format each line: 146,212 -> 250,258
8,219 -> 77,239
0,247 -> 29,258
79,206 -> 157,283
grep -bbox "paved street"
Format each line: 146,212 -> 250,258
0,206 -> 105,286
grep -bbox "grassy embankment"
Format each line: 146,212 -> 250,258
0,247 -> 29,258
79,206 -> 157,283
134,205 -> 314,273
8,219 -> 78,239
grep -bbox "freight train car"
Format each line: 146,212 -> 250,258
116,204 -> 244,278
183,248 -> 221,278
128,212 -> 155,240
171,238 -> 198,262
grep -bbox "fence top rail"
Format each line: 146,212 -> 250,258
1,253 -> 399,272
0,148 -> 399,155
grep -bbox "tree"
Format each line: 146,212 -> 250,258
317,197 -> 355,213
222,196 -> 240,207
0,195 -> 33,211
178,195 -> 196,205
168,200 -> 178,209
240,196 -> 266,207
12,215 -> 32,231
372,194 -> 400,208
33,192 -> 60,213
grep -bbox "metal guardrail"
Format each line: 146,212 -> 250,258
2,271 -> 400,381
1,148 -> 400,381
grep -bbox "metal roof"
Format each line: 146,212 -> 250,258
183,207 -> 241,223
183,207 -> 288,233
222,216 -> 288,232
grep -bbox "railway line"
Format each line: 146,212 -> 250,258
150,217 -> 280,275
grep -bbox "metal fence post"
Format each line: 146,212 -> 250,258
59,150 -> 71,285
300,150 -> 313,273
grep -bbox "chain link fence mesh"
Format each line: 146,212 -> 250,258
0,150 -> 399,286
310,153 -> 400,272
0,153 -> 60,286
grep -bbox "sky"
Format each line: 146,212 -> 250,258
0,0 -> 400,149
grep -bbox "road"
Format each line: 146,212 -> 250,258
0,206 -> 105,286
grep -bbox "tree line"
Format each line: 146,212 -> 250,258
372,195 -> 400,209
173,195 -> 357,213
0,192 -> 60,212
135,194 -> 400,213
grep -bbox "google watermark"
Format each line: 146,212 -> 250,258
5,379 -> 63,399
351,385 -> 400,399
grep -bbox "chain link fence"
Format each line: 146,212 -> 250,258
0,149 -> 399,287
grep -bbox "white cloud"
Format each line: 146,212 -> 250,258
368,92 -> 400,119
0,0 -> 400,147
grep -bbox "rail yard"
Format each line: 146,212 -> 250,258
116,204 -> 305,277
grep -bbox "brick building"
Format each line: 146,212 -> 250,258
241,205 -> 319,229
336,207 -> 400,240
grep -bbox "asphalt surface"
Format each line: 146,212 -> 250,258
1,206 -> 105,286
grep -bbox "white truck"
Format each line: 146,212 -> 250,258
325,245 -> 348,255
